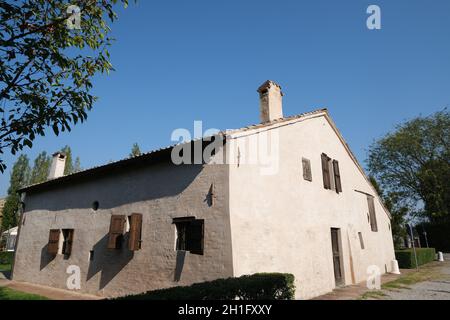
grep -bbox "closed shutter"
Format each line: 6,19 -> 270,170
321,153 -> 331,189
187,219 -> 204,255
367,196 -> 378,232
302,158 -> 312,181
47,229 -> 60,255
333,160 -> 342,193
128,213 -> 143,251
108,215 -> 126,249
64,229 -> 74,256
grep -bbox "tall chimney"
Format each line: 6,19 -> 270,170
257,80 -> 283,123
48,152 -> 66,179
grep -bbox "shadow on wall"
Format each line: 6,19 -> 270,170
40,244 -> 55,270
24,141 -> 218,212
86,233 -> 134,290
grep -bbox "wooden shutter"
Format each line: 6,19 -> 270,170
108,215 -> 126,249
47,229 -> 60,255
64,229 -> 74,256
187,219 -> 204,255
333,160 -> 342,193
128,213 -> 143,251
302,158 -> 312,181
321,153 -> 331,189
367,196 -> 378,232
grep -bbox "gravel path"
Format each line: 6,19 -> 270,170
378,254 -> 450,300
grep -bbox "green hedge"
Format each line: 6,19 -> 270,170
395,248 -> 436,269
0,252 -> 14,265
115,273 -> 295,300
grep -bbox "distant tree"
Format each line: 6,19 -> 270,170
129,143 -> 141,157
73,156 -> 82,173
1,154 -> 30,229
368,110 -> 450,223
29,151 -> 51,184
61,145 -> 73,175
0,0 -> 133,173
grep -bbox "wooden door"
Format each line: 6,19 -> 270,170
331,228 -> 343,286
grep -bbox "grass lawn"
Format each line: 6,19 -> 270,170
0,287 -> 49,300
0,264 -> 11,271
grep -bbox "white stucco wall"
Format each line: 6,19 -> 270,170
227,112 -> 395,299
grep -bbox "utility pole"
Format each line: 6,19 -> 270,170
409,224 -> 419,271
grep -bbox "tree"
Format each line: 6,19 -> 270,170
367,110 -> 450,223
1,154 -> 30,230
61,145 -> 73,175
0,0 -> 132,173
73,156 -> 81,173
29,151 -> 51,184
129,143 -> 141,157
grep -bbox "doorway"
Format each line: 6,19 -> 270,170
331,228 -> 344,286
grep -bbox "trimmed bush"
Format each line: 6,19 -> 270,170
0,252 -> 14,265
115,273 -> 295,300
395,248 -> 436,269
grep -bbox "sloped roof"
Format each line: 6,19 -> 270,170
19,109 -> 327,194
17,108 -> 391,219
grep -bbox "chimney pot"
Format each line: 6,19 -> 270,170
257,80 -> 283,123
48,152 -> 66,179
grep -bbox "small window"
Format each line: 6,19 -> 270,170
367,196 -> 378,232
302,158 -> 312,181
173,217 -> 204,255
92,201 -> 99,211
61,229 -> 74,257
358,232 -> 365,249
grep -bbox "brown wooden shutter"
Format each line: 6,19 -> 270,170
64,229 -> 74,256
321,153 -> 331,189
47,229 -> 60,255
367,196 -> 378,232
333,160 -> 342,193
187,219 -> 204,255
108,215 -> 126,249
128,213 -> 143,251
302,158 -> 312,181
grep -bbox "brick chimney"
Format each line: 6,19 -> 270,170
257,80 -> 283,123
48,152 -> 66,179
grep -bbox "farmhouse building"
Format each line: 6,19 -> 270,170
12,81 -> 396,299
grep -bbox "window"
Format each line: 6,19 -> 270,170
321,153 -> 342,193
358,232 -> 365,249
61,229 -> 74,257
107,215 -> 126,249
302,158 -> 312,181
92,201 -> 99,211
173,217 -> 204,255
367,195 -> 378,232
107,214 -> 143,250
89,250 -> 95,261
47,229 -> 74,257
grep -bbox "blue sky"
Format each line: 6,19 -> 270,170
1,0 -> 449,196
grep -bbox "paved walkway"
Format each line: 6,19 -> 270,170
314,254 -> 450,300
0,275 -> 101,300
312,269 -> 414,300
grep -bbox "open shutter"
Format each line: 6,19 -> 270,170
128,213 -> 143,251
64,229 -> 74,256
47,229 -> 60,255
367,196 -> 378,232
187,219 -> 204,255
108,215 -> 126,249
321,153 -> 331,189
302,158 -> 312,181
333,160 -> 342,193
